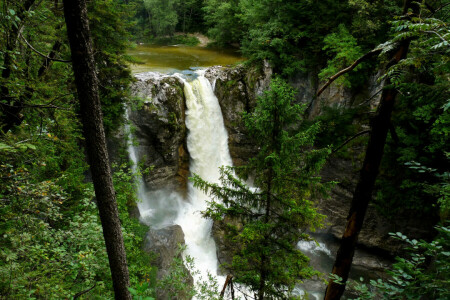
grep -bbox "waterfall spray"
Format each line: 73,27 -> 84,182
175,70 -> 233,280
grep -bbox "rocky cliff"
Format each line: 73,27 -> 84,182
128,73 -> 190,196
126,64 -> 434,269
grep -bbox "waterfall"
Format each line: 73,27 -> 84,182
125,107 -> 183,229
127,69 -> 232,285
175,70 -> 233,280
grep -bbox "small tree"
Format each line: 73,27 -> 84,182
192,78 -> 331,299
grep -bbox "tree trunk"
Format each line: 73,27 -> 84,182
62,1 -> 132,299
324,2 -> 413,299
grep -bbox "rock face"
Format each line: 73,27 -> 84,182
318,155 -> 436,255
143,225 -> 193,299
205,63 -> 272,166
129,73 -> 189,195
288,69 -> 383,118
127,64 -> 434,277
207,63 -> 432,258
143,225 -> 186,276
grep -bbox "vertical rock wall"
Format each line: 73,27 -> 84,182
129,74 -> 189,196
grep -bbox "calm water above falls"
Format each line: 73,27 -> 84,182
128,44 -> 244,74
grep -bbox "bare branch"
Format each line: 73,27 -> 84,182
73,283 -> 96,299
424,30 -> 449,44
19,32 -> 71,63
331,130 -> 371,154
316,48 -> 382,98
1,102 -> 71,111
220,275 -> 233,299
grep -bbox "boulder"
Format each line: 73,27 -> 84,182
143,225 -> 193,299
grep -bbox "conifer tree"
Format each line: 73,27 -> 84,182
192,78 -> 331,299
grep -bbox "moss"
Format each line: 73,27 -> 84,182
226,79 -> 237,87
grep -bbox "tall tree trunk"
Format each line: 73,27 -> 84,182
62,1 -> 132,299
324,2 -> 413,299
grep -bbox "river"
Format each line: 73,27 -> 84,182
128,44 -> 244,74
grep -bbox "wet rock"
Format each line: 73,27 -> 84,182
143,225 -> 193,299
205,64 -> 271,166
317,154 -> 436,256
143,225 -> 185,274
211,216 -> 243,274
129,73 -> 189,195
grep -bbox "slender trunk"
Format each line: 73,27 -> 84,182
62,1 -> 131,299
324,2 -> 413,299
37,40 -> 62,77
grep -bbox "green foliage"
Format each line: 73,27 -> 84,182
88,0 -> 135,133
0,2 -> 152,296
0,117 -> 154,298
0,0 -> 134,135
203,0 -> 243,46
0,118 -> 111,297
192,78 -> 331,298
113,163 -> 156,293
380,4 -> 449,87
343,225 -> 450,300
319,24 -> 365,88
376,81 -> 449,218
143,0 -> 179,36
127,0 -> 205,41
156,245 -> 220,299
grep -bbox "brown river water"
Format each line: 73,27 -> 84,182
128,44 -> 245,74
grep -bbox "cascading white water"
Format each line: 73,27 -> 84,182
127,69 -> 232,285
127,69 -> 377,299
175,70 -> 233,280
125,106 -> 183,229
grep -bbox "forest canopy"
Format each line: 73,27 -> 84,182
0,0 -> 448,299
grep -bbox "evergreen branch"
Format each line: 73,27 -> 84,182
316,48 -> 382,97
19,32 -> 71,63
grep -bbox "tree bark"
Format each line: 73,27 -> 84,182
324,2 -> 413,299
62,1 -> 132,299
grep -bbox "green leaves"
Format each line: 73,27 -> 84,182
192,78 -> 330,298
349,225 -> 450,299
320,24 -> 365,88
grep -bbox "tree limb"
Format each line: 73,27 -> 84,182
73,283 -> 96,299
424,30 -> 449,44
19,32 -> 71,63
331,130 -> 371,154
316,48 -> 382,98
389,123 -> 400,145
220,274 -> 233,299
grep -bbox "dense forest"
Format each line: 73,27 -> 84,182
0,0 -> 449,299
